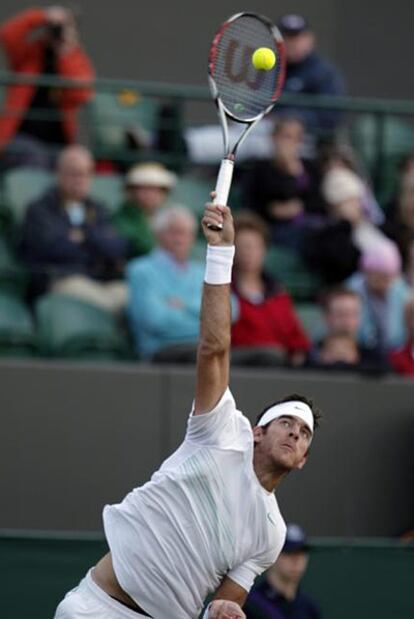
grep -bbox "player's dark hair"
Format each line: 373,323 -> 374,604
255,393 -> 322,430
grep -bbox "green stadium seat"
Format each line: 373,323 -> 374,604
295,302 -> 325,341
0,235 -> 27,296
190,239 -> 206,261
166,175 -> 211,217
3,167 -> 124,223
166,175 -> 243,215
90,174 -> 123,215
0,291 -> 36,356
265,245 -> 322,301
35,293 -> 130,360
351,115 -> 414,202
86,90 -> 160,158
3,167 -> 52,225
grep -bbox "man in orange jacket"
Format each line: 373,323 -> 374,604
0,6 -> 95,169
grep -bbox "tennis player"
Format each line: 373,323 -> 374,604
54,200 -> 320,619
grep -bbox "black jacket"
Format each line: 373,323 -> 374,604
20,186 -> 127,297
281,51 -> 346,131
302,219 -> 360,284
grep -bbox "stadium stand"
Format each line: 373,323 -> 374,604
351,115 -> 414,202
85,90 -> 160,161
0,290 -> 36,356
265,245 -> 322,301
35,293 -> 130,360
295,303 -> 325,341
90,173 -> 123,215
0,234 -> 27,296
3,167 -> 51,225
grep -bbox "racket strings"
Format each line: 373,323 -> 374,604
211,15 -> 283,121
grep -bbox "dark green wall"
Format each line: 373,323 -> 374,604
1,532 -> 413,619
1,360 -> 413,536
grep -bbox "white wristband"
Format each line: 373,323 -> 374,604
202,603 -> 212,618
204,245 -> 235,285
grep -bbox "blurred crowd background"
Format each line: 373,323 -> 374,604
0,5 -> 414,379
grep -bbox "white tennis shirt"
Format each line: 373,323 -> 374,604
103,388 -> 286,619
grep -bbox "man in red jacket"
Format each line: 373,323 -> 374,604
0,6 -> 94,169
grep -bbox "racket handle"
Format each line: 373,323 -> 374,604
207,158 -> 234,230
214,157 -> 234,206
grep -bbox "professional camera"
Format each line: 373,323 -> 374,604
48,22 -> 64,42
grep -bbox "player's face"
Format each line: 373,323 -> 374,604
255,415 -> 312,471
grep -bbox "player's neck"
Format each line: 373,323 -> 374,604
252,453 -> 288,492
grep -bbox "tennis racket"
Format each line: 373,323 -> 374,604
208,12 -> 286,227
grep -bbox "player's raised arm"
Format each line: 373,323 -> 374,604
194,201 -> 235,415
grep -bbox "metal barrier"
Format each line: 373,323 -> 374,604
1,71 -> 414,316
1,71 -> 414,197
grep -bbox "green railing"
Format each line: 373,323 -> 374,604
1,71 -> 414,320
1,71 -> 414,198
1,529 -> 413,619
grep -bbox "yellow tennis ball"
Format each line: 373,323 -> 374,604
252,47 -> 276,71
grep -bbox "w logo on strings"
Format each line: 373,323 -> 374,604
224,39 -> 266,90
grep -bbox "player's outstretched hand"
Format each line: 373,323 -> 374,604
202,193 -> 234,247
208,599 -> 246,618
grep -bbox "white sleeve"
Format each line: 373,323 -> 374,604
185,388 -> 252,450
226,547 -> 279,593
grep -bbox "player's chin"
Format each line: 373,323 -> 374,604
273,452 -> 296,471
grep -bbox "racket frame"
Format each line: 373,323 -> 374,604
208,12 -> 285,210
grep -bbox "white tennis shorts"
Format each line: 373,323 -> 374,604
54,569 -> 149,618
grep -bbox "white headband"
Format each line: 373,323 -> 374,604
257,401 -> 314,434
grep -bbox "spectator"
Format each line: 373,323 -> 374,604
318,143 -> 384,224
244,117 -> 323,252
384,153 -> 414,217
346,241 -> 410,352
383,174 -> 414,263
277,13 -> 345,133
20,145 -> 127,311
244,523 -> 321,619
308,288 -> 388,372
304,168 -> 389,284
231,213 -> 310,367
127,206 -> 204,360
0,6 -> 94,169
404,237 -> 414,288
389,296 -> 414,377
317,332 -> 361,368
113,162 -> 177,259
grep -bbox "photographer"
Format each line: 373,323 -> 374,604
0,6 -> 95,169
